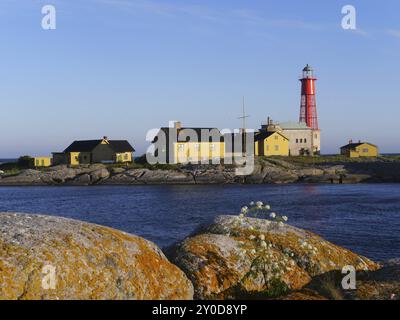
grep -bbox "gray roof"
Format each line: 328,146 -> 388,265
278,122 -> 311,130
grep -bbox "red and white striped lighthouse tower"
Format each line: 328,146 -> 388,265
299,64 -> 319,130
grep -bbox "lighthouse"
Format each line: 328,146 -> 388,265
261,64 -> 321,155
299,64 -> 319,130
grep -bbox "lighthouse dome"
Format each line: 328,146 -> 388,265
303,64 -> 313,72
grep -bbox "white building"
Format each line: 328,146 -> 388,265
261,119 -> 320,156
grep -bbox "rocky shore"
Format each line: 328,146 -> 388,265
0,212 -> 398,300
1,156 -> 400,186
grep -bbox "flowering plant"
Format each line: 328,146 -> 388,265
234,201 -> 292,296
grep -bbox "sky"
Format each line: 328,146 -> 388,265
0,0 -> 399,157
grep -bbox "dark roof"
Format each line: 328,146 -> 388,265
64,140 -> 134,153
108,140 -> 135,152
254,131 -> 288,141
340,142 -> 377,149
64,140 -> 103,153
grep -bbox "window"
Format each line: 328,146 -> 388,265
178,144 -> 185,152
124,154 -> 128,160
363,148 -> 369,153
300,139 -> 303,143
41,160 -> 44,166
36,160 -> 40,166
296,139 -> 299,143
304,139 -> 307,143
314,134 -> 318,139
274,145 -> 279,151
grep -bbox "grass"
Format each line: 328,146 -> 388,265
259,155 -> 400,167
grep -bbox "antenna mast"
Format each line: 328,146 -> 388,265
238,96 -> 250,133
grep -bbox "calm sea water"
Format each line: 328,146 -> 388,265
0,184 -> 399,261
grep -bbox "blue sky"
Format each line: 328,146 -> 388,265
0,0 -> 399,157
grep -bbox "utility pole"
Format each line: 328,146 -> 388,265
238,96 -> 250,133
237,96 -> 250,154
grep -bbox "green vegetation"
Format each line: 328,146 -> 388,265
0,156 -> 34,175
258,155 -> 400,167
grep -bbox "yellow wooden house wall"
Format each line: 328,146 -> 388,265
115,152 -> 133,163
173,142 -> 225,163
350,144 -> 379,158
33,157 -> 52,167
255,133 -> 289,157
68,152 -> 91,165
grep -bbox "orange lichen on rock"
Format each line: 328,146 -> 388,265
169,215 -> 379,300
0,213 -> 193,300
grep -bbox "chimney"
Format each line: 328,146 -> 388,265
174,121 -> 182,129
349,139 -> 353,144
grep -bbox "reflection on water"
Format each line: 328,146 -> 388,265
0,184 -> 399,261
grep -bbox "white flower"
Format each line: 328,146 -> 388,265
278,222 -> 284,228
264,205 -> 271,210
261,241 -> 267,248
282,216 -> 288,222
256,201 -> 263,208
241,206 -> 248,214
259,234 -> 265,241
250,249 -> 256,255
249,235 -> 256,240
270,212 -> 276,219
238,214 -> 244,219
250,201 -> 255,206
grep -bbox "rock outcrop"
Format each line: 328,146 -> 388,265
168,215 -> 379,300
1,157 -> 400,185
292,259 -> 400,300
0,213 -> 193,300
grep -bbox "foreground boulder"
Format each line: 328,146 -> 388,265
0,213 -> 193,300
291,259 -> 400,300
169,215 -> 379,299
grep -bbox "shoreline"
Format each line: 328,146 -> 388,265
2,156 -> 400,186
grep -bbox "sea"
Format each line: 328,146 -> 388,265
0,183 -> 399,261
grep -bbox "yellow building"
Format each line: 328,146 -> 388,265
254,131 -> 289,157
32,157 -> 52,167
340,141 -> 379,158
53,137 -> 134,165
152,122 -> 225,164
174,141 -> 225,164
